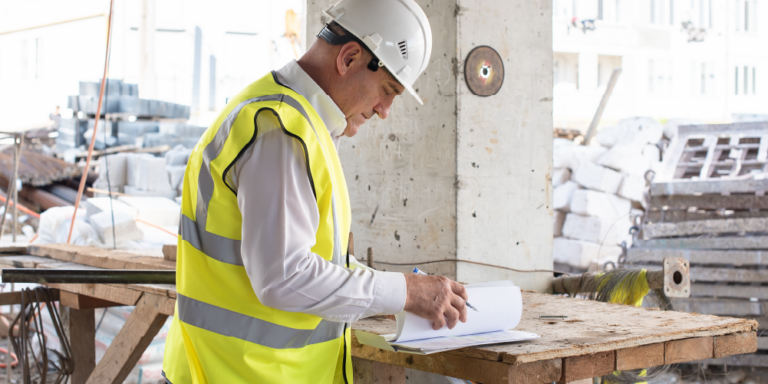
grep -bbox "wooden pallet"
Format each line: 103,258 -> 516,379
654,122 -> 768,184
646,122 -> 768,224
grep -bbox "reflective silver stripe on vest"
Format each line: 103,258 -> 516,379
177,294 -> 344,349
186,91 -> 343,267
181,214 -> 243,266
189,94 -> 283,265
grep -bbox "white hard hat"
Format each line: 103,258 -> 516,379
321,0 -> 432,105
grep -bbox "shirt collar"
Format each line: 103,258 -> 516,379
275,60 -> 347,140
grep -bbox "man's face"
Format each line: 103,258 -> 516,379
335,51 -> 405,137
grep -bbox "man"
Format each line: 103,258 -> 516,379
162,1 -> 469,382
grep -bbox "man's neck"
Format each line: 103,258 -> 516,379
296,57 -> 333,97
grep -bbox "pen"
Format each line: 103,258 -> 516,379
413,268 -> 479,312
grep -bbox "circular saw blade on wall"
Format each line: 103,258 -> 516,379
464,46 -> 505,96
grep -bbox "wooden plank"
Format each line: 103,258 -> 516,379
352,358 -> 406,384
643,217 -> 768,239
690,284 -> 768,300
644,209 -> 768,223
650,194 -> 768,210
626,248 -> 768,266
690,266 -> 768,283
669,297 -> 764,316
615,343 -> 664,371
355,292 -> 757,367
665,337 -> 713,364
508,359 -> 562,384
633,236 -> 768,250
162,244 -> 177,262
0,244 -> 27,255
758,337 -> 768,350
698,353 -> 768,367
559,351 -> 614,383
0,255 -> 58,268
59,291 -> 123,310
28,243 -> 175,270
352,336 -> 512,384
46,282 -> 142,307
651,178 -> 768,196
86,293 -> 170,384
0,290 -> 59,305
713,332 -> 757,358
61,306 -> 96,384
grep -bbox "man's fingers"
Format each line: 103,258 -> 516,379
450,295 -> 468,323
451,280 -> 469,301
444,307 -> 460,329
432,315 -> 446,330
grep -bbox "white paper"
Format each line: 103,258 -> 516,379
392,330 -> 539,353
393,284 -> 523,342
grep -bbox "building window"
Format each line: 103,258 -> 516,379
691,61 -> 714,95
649,59 -> 673,93
554,52 -> 579,90
670,0 -> 675,25
735,66 -> 739,95
753,67 -> 757,95
735,0 -> 756,31
744,66 -> 749,95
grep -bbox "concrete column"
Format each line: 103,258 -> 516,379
306,0 -> 553,292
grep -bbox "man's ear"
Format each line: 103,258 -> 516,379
336,42 -> 365,76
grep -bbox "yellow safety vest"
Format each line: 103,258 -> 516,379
162,72 -> 353,384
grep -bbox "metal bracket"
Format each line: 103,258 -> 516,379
662,257 -> 690,298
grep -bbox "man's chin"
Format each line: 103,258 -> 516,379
342,120 -> 364,137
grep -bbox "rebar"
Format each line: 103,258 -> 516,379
2,269 -> 176,285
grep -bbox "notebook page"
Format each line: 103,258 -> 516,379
394,285 -> 522,342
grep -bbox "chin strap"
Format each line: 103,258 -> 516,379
317,24 -> 382,72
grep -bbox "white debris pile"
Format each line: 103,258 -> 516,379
92,145 -> 191,199
35,196 -> 179,249
552,117 -> 664,271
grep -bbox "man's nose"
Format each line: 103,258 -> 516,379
374,100 -> 392,120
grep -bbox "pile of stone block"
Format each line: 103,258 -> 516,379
68,79 -> 190,119
57,79 -> 205,153
552,117 -> 663,271
92,146 -> 191,199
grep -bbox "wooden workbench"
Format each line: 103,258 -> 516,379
0,244 -> 758,384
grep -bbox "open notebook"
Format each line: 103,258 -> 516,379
356,281 -> 539,354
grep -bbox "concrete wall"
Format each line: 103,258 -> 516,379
307,0 -> 460,279
305,0 -> 553,292
454,0 -> 553,291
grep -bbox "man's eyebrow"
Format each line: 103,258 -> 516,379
387,81 -> 404,95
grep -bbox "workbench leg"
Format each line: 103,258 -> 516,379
61,305 -> 96,384
353,357 -> 406,384
86,293 -> 169,384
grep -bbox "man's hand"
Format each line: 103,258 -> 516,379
403,274 -> 469,330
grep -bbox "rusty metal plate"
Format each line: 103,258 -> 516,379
464,46 -> 504,96
663,257 -> 691,298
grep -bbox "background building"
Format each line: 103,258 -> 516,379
0,0 -> 304,130
553,0 -> 768,130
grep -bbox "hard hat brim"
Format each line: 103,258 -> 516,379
389,69 -> 424,105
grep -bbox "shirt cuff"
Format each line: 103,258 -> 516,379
368,271 -> 407,316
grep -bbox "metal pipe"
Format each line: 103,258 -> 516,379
2,269 -> 175,285
551,257 -> 690,298
552,269 -> 664,294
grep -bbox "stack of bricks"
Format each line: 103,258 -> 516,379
552,117 -> 664,272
